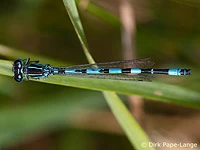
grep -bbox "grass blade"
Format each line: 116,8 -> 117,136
63,0 -> 153,149
63,0 -> 95,64
103,92 -> 152,150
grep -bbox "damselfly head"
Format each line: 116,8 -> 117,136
12,59 -> 24,82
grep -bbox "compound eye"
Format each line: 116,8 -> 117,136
13,59 -> 23,69
14,73 -> 23,82
17,62 -> 22,68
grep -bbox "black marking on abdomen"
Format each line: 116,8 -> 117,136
99,69 -> 109,73
141,69 -> 169,75
59,68 -> 66,74
122,68 -> 131,73
74,69 -> 87,73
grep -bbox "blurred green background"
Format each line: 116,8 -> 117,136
0,0 -> 200,150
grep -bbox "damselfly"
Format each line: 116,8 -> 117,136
12,58 -> 190,82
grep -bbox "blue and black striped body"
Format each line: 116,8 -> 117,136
24,63 -> 52,79
12,58 -> 191,82
52,67 -> 190,76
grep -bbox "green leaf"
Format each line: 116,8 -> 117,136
0,60 -> 12,77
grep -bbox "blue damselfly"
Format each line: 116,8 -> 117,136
12,58 -> 190,82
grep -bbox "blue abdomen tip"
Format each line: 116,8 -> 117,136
168,68 -> 191,76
